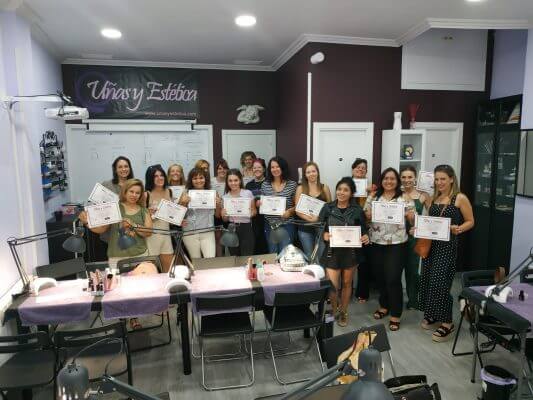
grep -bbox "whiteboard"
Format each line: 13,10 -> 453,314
66,124 -> 213,203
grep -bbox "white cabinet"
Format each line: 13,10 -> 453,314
381,129 -> 427,173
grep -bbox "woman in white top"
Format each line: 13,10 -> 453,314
219,169 -> 256,256
240,151 -> 256,186
144,164 -> 174,272
364,167 -> 415,332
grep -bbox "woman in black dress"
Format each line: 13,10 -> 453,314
418,165 -> 474,342
319,177 -> 370,327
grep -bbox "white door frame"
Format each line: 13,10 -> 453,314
221,129 -> 276,161
313,122 -> 374,182
414,122 -> 463,177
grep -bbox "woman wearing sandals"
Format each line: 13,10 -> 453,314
364,168 -> 415,331
417,165 -> 474,342
320,177 -> 370,327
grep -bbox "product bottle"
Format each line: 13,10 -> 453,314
247,257 -> 253,280
257,263 -> 265,282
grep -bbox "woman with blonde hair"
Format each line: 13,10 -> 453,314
194,159 -> 210,174
418,165 -> 474,342
167,163 -> 185,186
295,161 -> 331,259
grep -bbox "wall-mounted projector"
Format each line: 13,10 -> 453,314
45,106 -> 89,120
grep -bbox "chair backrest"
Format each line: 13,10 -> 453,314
117,255 -> 162,274
54,321 -> 127,350
192,256 -> 236,270
82,261 -> 110,277
0,331 -> 51,354
273,287 -> 329,307
461,270 -> 496,288
321,323 -> 391,368
195,291 -> 256,313
235,253 -> 277,266
36,257 -> 86,280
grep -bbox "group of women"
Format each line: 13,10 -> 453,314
80,151 -> 474,343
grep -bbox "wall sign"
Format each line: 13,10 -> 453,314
62,65 -> 199,119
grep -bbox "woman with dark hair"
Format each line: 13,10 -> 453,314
364,168 -> 415,331
213,159 -> 229,256
400,165 -> 429,310
260,156 -> 298,253
245,158 -> 269,254
319,177 -> 369,327
418,165 -> 474,342
180,167 -> 219,258
295,162 -> 331,259
240,151 -> 257,186
219,169 -> 256,256
144,164 -> 174,272
102,156 -> 134,195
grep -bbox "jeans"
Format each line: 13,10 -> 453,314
264,223 -> 296,254
297,228 -> 325,263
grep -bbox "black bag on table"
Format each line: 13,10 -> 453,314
384,375 -> 441,400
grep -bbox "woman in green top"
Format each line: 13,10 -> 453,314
400,166 -> 429,310
81,179 -> 153,266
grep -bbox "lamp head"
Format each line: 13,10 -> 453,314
341,380 -> 394,400
62,227 -> 86,253
220,223 -> 239,247
56,362 -> 90,400
270,223 -> 289,244
117,228 -> 136,250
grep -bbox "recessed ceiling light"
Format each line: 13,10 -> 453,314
235,15 -> 256,27
466,0 -> 484,2
101,28 -> 122,39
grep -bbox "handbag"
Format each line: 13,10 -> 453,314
414,201 -> 449,259
385,375 -> 442,400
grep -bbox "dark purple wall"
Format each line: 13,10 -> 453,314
277,40 -> 493,195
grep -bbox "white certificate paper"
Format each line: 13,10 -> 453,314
169,185 -> 185,201
224,197 -> 251,217
329,226 -> 362,248
416,171 -> 434,194
371,201 -> 405,225
295,194 -> 325,217
86,202 -> 122,228
352,179 -> 368,198
88,183 -> 119,204
414,215 -> 451,241
260,196 -> 286,216
188,190 -> 216,209
154,199 -> 187,225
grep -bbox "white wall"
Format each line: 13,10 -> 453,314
490,30 -> 527,100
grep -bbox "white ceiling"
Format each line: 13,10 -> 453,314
13,0 -> 533,70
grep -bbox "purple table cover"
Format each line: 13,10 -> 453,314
261,264 -> 320,306
190,267 -> 252,314
472,283 -> 533,326
18,280 -> 93,326
101,273 -> 171,319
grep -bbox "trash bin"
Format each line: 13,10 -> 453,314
481,365 -> 516,400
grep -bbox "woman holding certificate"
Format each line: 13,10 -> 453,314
102,156 -> 134,195
295,162 -> 331,259
260,157 -> 298,253
364,168 -> 415,332
245,158 -> 269,255
144,165 -> 174,272
180,167 -> 218,258
220,169 -> 256,256
418,165 -> 474,342
319,177 -> 369,327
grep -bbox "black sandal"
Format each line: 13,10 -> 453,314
373,309 -> 389,320
432,324 -> 454,342
389,320 -> 400,331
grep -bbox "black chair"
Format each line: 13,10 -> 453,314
452,270 -> 522,368
36,257 -> 86,280
195,291 -> 256,390
263,287 -> 329,385
321,323 -> 397,377
116,255 -> 173,351
54,321 -> 132,387
0,331 -> 56,399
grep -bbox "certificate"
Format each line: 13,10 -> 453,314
188,190 -> 216,209
416,171 -> 434,194
414,214 -> 451,241
224,197 -> 251,217
169,185 -> 185,201
154,199 -> 187,225
86,202 -> 122,228
352,179 -> 368,198
260,196 -> 286,216
295,194 -> 325,217
371,201 -> 405,225
329,226 -> 362,248
88,182 -> 119,204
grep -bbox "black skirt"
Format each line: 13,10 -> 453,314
320,244 -> 362,269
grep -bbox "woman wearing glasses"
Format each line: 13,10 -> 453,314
417,165 -> 474,342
